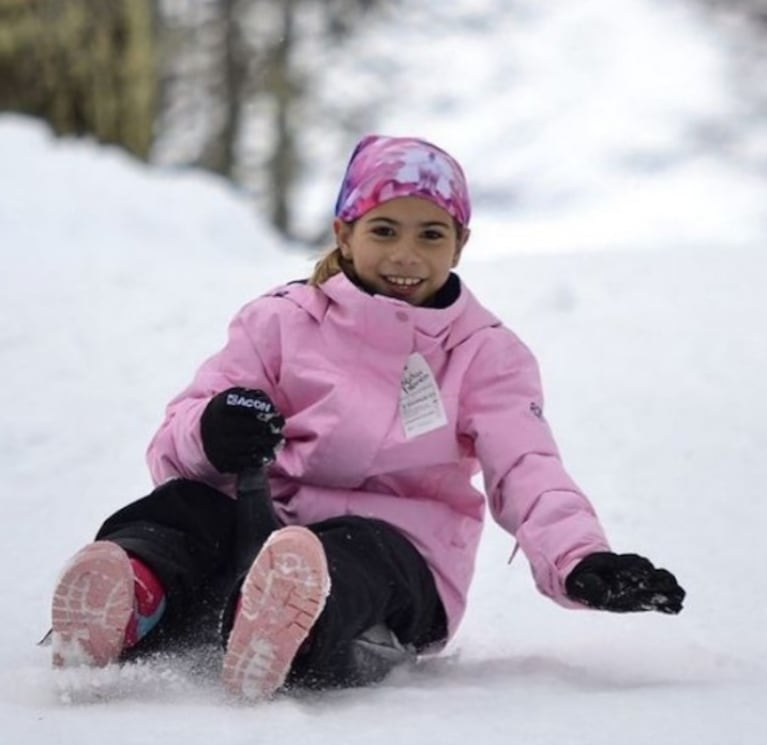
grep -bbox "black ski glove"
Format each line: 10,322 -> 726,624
200,387 -> 285,474
565,552 -> 685,614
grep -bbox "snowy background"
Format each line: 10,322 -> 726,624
1,0 -> 766,742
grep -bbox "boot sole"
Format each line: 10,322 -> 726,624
222,526 -> 330,700
51,541 -> 133,668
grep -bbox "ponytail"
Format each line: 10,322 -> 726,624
308,246 -> 350,287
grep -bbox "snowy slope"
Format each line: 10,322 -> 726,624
1,0 -> 766,739
2,114 -> 765,745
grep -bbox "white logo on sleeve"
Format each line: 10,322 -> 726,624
399,353 -> 448,439
226,393 -> 272,413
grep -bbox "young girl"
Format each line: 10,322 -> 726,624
50,134 -> 685,699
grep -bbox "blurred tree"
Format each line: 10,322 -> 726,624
700,0 -> 767,24
0,0 -> 390,241
155,0 -> 387,241
696,0 -> 767,169
0,0 -> 156,159
194,0 -> 248,177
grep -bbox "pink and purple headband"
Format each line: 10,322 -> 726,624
334,134 -> 471,227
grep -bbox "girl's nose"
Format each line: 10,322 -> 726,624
389,239 -> 419,264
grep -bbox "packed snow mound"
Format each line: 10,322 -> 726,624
1,115 -> 298,266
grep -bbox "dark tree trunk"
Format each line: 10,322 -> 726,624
196,0 -> 248,177
265,0 -> 298,236
0,0 -> 156,159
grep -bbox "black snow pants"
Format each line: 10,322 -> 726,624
94,478 -> 447,689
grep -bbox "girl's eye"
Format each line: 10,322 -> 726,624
422,229 -> 447,241
371,226 -> 395,237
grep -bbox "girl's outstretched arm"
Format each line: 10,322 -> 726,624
460,329 -> 611,607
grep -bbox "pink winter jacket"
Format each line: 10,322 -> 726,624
147,272 -> 610,639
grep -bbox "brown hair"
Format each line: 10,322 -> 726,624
308,246 -> 351,286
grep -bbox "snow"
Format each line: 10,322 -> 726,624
1,1 -> 766,742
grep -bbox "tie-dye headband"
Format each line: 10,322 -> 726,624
334,134 -> 471,227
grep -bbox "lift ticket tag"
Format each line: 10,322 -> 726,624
399,352 -> 448,438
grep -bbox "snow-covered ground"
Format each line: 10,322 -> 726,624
2,0 -> 766,741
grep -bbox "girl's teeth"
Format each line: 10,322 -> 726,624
387,277 -> 421,286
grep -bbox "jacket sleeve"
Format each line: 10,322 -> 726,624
459,329 -> 611,607
145,297 -> 286,492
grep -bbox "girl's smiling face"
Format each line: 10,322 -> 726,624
333,196 -> 469,306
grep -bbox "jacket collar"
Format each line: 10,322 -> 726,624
272,272 -> 501,351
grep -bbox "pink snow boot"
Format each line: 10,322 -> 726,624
222,526 -> 331,700
51,541 -> 166,667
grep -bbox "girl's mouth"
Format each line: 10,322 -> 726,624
383,275 -> 424,296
